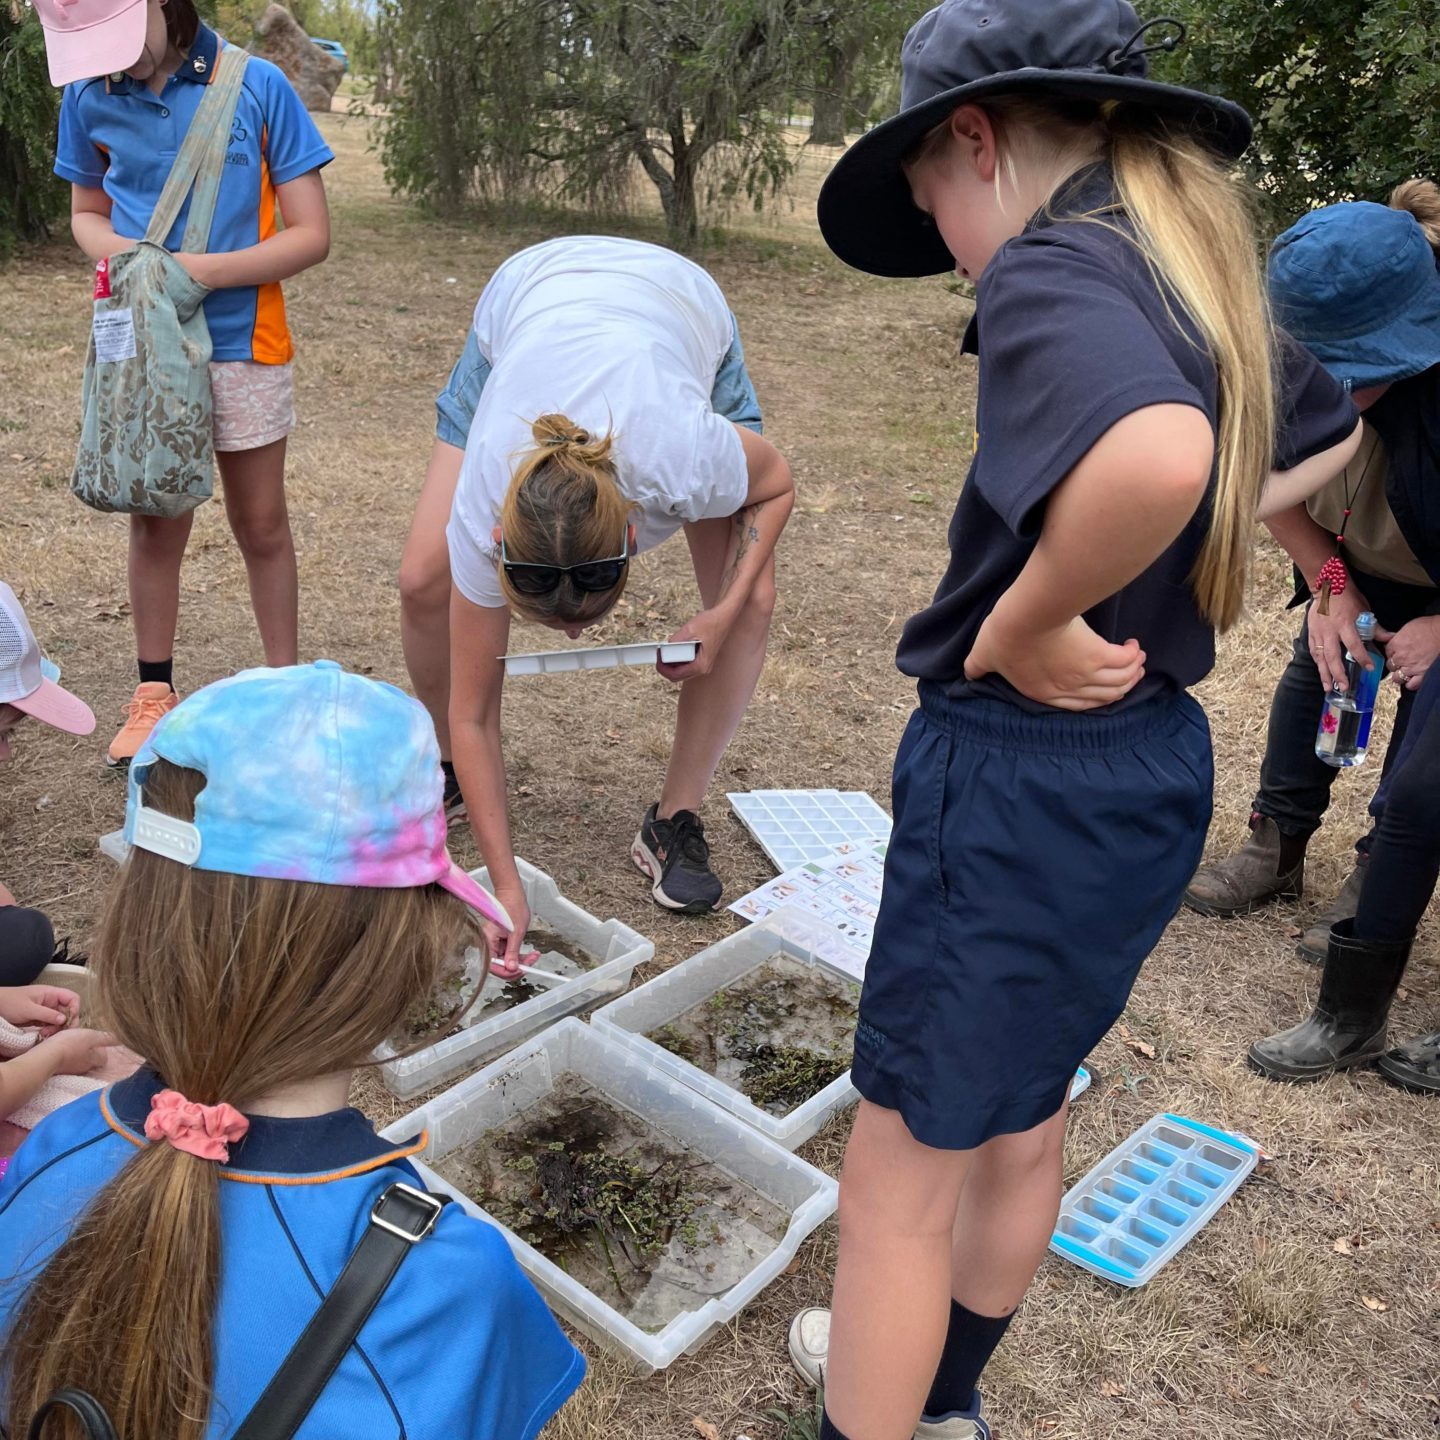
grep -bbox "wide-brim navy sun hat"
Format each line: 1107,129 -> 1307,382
1270,201 -> 1440,391
818,0 -> 1253,278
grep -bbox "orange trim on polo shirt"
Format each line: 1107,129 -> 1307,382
251,127 -> 295,365
99,1087 -> 430,1186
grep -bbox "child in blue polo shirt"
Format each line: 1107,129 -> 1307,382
783,3 -> 1363,1438
0,663 -> 584,1438
39,0 -> 333,766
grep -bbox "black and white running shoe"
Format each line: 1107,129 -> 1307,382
631,805 -> 723,913
442,768 -> 468,826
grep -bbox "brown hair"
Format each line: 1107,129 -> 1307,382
910,97 -> 1276,632
1390,178 -> 1440,254
2,760 -> 468,1440
498,413 -> 633,626
162,0 -> 200,53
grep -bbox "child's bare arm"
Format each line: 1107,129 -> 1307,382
966,403 -> 1214,708
176,171 -> 330,289
0,1030 -> 112,1121
70,184 -> 130,264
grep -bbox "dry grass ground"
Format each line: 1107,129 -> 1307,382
2,116 -> 1438,1439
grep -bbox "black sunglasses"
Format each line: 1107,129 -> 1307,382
500,525 -> 630,598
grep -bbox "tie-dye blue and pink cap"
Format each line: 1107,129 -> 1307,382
122,661 -> 511,932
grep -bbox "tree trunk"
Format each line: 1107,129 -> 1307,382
665,144 -> 700,244
808,36 -> 864,147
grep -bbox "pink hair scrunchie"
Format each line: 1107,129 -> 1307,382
144,1090 -> 250,1163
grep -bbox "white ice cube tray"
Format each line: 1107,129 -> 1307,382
592,908 -> 859,1150
376,857 -> 652,1099
727,789 -> 891,871
502,640 -> 698,676
382,1018 -> 838,1373
1049,1114 -> 1259,1287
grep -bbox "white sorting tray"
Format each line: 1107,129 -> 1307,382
383,1019 -> 837,1373
502,640 -> 698,676
728,789 -> 892,871
376,857 -> 652,1099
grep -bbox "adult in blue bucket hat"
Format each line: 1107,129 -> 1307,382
789,2 -> 1363,1438
1187,182 -> 1440,957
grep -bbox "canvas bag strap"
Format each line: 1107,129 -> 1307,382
143,47 -> 249,251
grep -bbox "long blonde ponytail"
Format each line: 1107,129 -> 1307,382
980,98 -> 1276,632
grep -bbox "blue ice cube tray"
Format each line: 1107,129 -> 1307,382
1049,1114 -> 1258,1287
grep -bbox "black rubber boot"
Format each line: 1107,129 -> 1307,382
1377,1032 -> 1440,1094
1247,919 -> 1412,1083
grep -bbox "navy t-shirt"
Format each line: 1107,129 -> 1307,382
897,167 -> 1358,709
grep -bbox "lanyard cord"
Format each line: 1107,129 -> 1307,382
1316,430 -> 1383,616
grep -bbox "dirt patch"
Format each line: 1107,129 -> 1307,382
650,954 -> 857,1114
432,1074 -> 788,1334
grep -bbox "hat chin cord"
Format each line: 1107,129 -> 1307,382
1105,16 -> 1187,73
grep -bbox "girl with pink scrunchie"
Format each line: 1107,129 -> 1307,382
0,662 -> 583,1440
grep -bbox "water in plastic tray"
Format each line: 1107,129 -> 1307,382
727,789 -> 892,871
1050,1114 -> 1258,1287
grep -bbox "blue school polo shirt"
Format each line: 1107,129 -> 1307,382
0,1071 -> 585,1439
54,26 -> 334,365
897,165 -> 1359,711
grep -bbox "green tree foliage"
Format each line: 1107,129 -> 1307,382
1157,0 -> 1440,227
802,1 -> 911,147
378,0 -> 818,243
0,2 -> 66,257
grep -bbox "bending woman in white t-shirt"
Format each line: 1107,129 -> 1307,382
397,237 -> 793,963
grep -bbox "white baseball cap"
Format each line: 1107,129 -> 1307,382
0,584 -> 96,735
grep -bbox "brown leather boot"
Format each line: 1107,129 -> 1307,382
1296,853 -> 1369,964
1184,814 -> 1305,919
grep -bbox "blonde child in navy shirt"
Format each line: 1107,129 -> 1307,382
785,3 -> 1362,1438
40,0 -> 332,765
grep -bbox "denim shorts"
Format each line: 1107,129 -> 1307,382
853,683 -> 1214,1150
434,312 -> 763,448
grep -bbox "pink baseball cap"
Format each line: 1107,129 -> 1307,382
33,0 -> 149,87
0,584 -> 95,736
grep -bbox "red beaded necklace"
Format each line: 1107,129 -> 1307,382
1316,431 -> 1383,615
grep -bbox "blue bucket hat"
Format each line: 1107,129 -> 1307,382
1269,201 -> 1440,391
817,0 -> 1252,278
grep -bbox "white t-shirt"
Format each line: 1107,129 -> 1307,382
447,236 -> 750,608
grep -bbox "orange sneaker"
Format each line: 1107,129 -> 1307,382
106,682 -> 179,766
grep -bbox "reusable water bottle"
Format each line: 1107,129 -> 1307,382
1314,611 -> 1385,767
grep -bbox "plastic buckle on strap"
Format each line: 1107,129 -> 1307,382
369,1183 -> 443,1243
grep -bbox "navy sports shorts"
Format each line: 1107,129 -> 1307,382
853,683 -> 1213,1150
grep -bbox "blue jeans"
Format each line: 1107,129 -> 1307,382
434,312 -> 763,448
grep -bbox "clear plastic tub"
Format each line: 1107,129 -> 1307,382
591,908 -> 859,1150
377,857 -> 652,1099
381,1018 -> 837,1373
1049,1114 -> 1258,1287
98,830 -> 128,864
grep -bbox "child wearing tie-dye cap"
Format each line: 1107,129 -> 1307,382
0,662 -> 583,1440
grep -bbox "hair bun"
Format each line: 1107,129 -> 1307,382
1390,179 -> 1440,253
532,413 -> 591,449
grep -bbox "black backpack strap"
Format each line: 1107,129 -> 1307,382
26,1389 -> 118,1440
230,1182 -> 446,1440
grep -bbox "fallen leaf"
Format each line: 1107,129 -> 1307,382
1361,1295 -> 1388,1313
1332,1236 -> 1355,1255
1100,1380 -> 1125,1398
1118,1023 -> 1156,1059
692,1419 -> 721,1440
1249,1361 -> 1273,1377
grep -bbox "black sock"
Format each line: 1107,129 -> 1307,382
137,657 -> 174,690
819,1411 -> 851,1440
923,1300 -> 1015,1418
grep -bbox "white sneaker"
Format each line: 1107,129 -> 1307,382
785,1308 -> 992,1440
788,1307 -> 829,1390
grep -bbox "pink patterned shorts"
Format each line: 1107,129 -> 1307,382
209,361 -> 296,453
